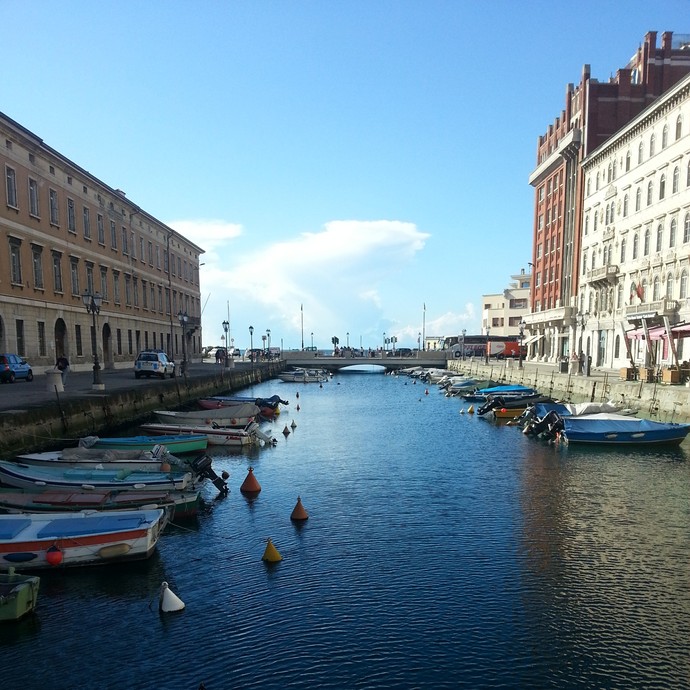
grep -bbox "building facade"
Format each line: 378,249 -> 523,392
481,268 -> 531,336
580,71 -> 690,371
525,31 -> 690,364
1,111 -> 204,372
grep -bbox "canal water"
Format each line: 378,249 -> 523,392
2,372 -> 689,689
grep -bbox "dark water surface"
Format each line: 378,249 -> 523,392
2,373 -> 689,689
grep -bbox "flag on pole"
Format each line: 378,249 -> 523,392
636,283 -> 644,299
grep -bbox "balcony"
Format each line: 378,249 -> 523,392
522,304 -> 574,327
625,299 -> 678,320
584,265 -> 619,285
603,226 -> 615,241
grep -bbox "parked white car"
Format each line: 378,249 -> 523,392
134,350 -> 175,379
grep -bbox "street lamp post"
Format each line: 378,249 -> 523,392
518,321 -> 526,369
222,320 -> 229,368
262,334 -> 267,358
230,338 -> 235,368
577,311 -> 589,375
267,329 -> 271,359
249,325 -> 254,365
485,326 -> 491,365
346,332 -> 349,348
461,329 -> 466,361
82,290 -> 104,389
383,332 -> 386,356
177,311 -> 188,375
417,332 -> 421,358
311,332 -> 314,349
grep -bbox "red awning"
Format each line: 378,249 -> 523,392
625,326 -> 667,340
671,323 -> 690,337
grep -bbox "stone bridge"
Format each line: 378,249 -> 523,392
282,350 -> 449,372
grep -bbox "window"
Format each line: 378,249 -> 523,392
685,213 -> 690,244
617,283 -> 623,309
659,174 -> 666,200
676,115 -> 683,141
150,284 -> 156,311
586,178 -> 591,196
147,241 -> 153,265
620,238 -> 626,263
625,150 -> 631,172
85,262 -> 94,294
15,320 -> 25,357
100,267 -> 108,300
110,220 -> 117,249
31,245 -> 43,289
623,194 -> 629,217
75,325 -> 83,357
133,277 -> 139,307
5,165 -> 17,208
97,214 -> 105,244
52,252 -> 63,292
644,228 -> 651,256
673,167 -> 680,194
584,216 -> 589,235
140,236 -> 145,262
653,276 -> 660,301
635,187 -> 641,211
142,280 -> 148,308
38,321 -> 46,357
582,251 -> 588,274
9,238 -> 22,284
121,227 -> 128,255
67,198 -> 76,232
647,181 -> 653,206
670,218 -> 677,247
681,271 -> 688,299
638,141 -> 644,164
70,258 -> 80,296
113,272 -> 121,304
49,189 -> 59,224
649,134 -> 655,157
125,274 -> 132,305
656,224 -> 663,252
666,273 -> 674,299
83,207 -> 91,239
632,233 -> 639,259
687,161 -> 690,187
662,124 -> 669,149
28,178 -> 39,217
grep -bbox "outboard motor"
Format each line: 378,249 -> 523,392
189,454 -> 228,495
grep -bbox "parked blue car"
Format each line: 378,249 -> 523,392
0,353 -> 34,383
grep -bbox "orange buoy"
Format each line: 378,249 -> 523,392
240,467 -> 261,495
46,544 -> 63,566
160,462 -> 171,472
290,496 -> 309,521
262,538 -> 282,562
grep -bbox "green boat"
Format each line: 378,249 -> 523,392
88,434 -> 208,454
0,567 -> 40,622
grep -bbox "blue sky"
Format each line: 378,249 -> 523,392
4,1 -> 689,351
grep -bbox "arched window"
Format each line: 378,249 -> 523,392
614,334 -> 621,358
653,275 -> 660,301
685,213 -> 690,243
635,187 -> 642,211
593,213 -> 598,232
591,251 -> 596,270
638,141 -> 644,164
605,205 -> 610,224
644,228 -> 651,256
656,224 -> 663,252
662,124 -> 669,149
582,251 -> 588,274
617,283 -> 623,309
620,237 -> 627,263
647,181 -> 654,206
625,150 -> 631,172
584,215 -> 589,235
607,163 -> 612,183
613,159 -> 617,180
650,134 -> 655,157
623,194 -> 629,217
633,233 -> 639,259
673,166 -> 680,194
659,174 -> 666,200
595,172 -> 600,191
666,273 -> 674,299
610,201 -> 616,222
670,218 -> 677,247
677,115 -> 683,141
681,271 -> 688,299
586,178 -> 591,196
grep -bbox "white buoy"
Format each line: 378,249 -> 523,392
159,581 -> 185,612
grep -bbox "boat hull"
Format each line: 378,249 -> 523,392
140,423 -> 255,446
91,434 -> 208,454
0,569 -> 40,621
0,509 -> 167,570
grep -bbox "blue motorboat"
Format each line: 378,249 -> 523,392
462,384 -> 537,403
560,414 -> 690,445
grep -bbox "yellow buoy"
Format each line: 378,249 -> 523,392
262,538 -> 283,562
467,405 -> 475,414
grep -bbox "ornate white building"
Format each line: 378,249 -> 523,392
580,71 -> 690,370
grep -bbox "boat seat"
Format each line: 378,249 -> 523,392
36,514 -> 147,538
0,518 -> 32,540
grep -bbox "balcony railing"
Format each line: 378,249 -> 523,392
585,265 -> 619,285
625,299 -> 678,319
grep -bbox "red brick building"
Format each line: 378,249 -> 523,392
525,31 -> 690,363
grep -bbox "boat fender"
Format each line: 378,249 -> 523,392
205,419 -> 212,425
231,418 -> 237,426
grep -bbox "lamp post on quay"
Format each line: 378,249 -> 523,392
222,320 -> 230,368
177,311 -> 188,375
311,332 -> 314,349
82,290 -> 104,390
417,332 -> 421,358
230,338 -> 235,368
485,325 -> 491,366
249,325 -> 254,366
461,329 -> 466,361
267,329 -> 271,359
518,321 -> 526,369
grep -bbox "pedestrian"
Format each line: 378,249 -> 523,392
56,354 -> 70,384
578,351 -> 585,375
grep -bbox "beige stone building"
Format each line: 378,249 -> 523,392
1,111 -> 203,373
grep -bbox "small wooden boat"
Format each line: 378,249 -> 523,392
153,403 -> 259,428
0,460 -> 194,493
0,488 -> 201,520
0,567 -> 40,621
0,508 -> 167,570
87,434 -> 208,454
140,422 -> 257,446
198,395 -> 288,418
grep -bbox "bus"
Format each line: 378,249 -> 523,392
440,334 -> 526,359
